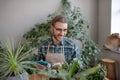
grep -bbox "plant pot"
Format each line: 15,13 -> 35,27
29,73 -> 49,80
4,72 -> 29,80
29,64 -> 49,80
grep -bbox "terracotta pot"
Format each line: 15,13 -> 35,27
29,64 -> 49,80
29,74 -> 49,80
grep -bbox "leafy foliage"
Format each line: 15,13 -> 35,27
22,0 -> 105,79
37,59 -> 106,80
23,0 -> 100,68
0,42 -> 4,52
0,39 -> 37,79
61,0 -> 101,68
23,23 -> 51,52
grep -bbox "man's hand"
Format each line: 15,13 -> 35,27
52,63 -> 62,69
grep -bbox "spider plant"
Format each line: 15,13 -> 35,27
0,39 -> 37,80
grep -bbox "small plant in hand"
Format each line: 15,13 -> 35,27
42,59 -> 81,80
39,59 -> 106,80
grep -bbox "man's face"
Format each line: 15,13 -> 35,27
51,22 -> 68,42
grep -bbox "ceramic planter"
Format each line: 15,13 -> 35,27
4,72 -> 28,80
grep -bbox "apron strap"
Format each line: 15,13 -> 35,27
47,44 -> 50,53
62,46 -> 64,54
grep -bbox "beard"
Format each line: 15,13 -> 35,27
53,34 -> 64,42
51,28 -> 66,44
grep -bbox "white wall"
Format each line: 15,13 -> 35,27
0,0 -> 98,43
98,0 -> 111,47
0,0 -> 61,43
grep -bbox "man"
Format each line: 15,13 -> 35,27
38,15 -> 81,67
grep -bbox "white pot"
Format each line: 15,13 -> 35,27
5,72 -> 29,80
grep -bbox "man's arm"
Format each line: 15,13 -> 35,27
38,39 -> 46,61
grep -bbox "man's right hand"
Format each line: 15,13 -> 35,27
52,63 -> 62,69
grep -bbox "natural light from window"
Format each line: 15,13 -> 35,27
111,0 -> 120,34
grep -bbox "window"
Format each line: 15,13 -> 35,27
111,0 -> 120,34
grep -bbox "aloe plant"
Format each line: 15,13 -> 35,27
0,39 -> 37,79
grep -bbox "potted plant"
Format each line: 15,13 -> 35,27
0,39 -> 38,80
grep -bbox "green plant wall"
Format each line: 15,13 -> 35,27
23,0 -> 101,68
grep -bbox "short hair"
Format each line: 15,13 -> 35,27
51,15 -> 68,26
